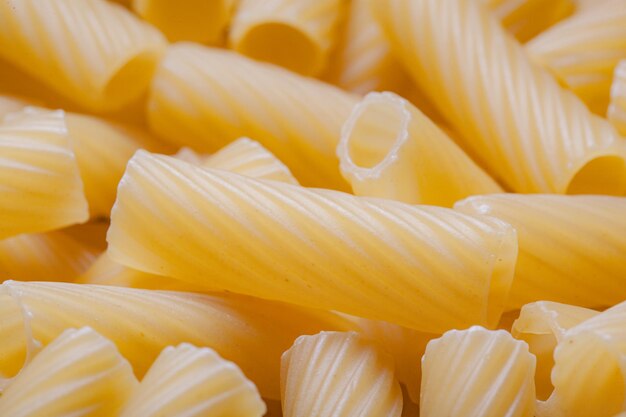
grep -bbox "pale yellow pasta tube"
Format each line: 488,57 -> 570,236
0,280 -> 352,399
526,0 -> 626,114
0,110 -> 88,239
456,194 -> 626,309
281,332 -> 402,417
483,0 -> 574,42
609,60 -> 626,136
374,0 -> 626,195
230,0 -> 346,76
120,343 -> 266,417
512,301 -> 599,400
0,0 -> 167,111
421,326 -> 536,417
0,96 -> 31,119
147,43 -> 358,190
539,301 -> 626,417
0,327 -> 137,416
574,0 -> 613,12
338,91 -> 501,206
0,231 -> 99,282
132,0 -> 233,43
108,151 -> 517,332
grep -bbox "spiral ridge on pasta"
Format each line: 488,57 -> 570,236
147,43 -> 358,190
374,0 -> 626,195
609,60 -> 626,136
120,343 -> 266,417
281,331 -> 402,417
0,0 -> 167,111
420,326 -> 536,417
0,327 -> 137,417
0,109 -> 88,239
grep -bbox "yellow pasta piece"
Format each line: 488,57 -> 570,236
0,327 -> 137,417
0,231 -> 99,283
511,301 -> 599,400
230,0 -> 346,76
338,91 -> 501,206
108,151 -> 517,332
61,221 -> 110,252
539,301 -> 626,417
574,0 -> 613,12
0,95 -> 31,119
0,109 -> 88,239
525,0 -> 626,115
421,326 -> 536,417
120,343 -> 266,417
609,60 -> 626,136
0,0 -> 166,111
132,0 -> 233,43
147,43 -> 358,190
0,280 -> 352,399
456,194 -> 626,309
374,0 -> 626,195
483,0 -> 574,42
281,331 -> 403,417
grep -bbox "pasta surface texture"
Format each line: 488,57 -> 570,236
609,60 -> 626,136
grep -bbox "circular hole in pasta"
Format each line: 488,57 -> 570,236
103,51 -> 161,109
566,155 -> 626,196
234,22 -> 321,76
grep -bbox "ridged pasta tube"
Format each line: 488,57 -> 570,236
120,343 -> 266,417
337,91 -> 501,206
0,0 -> 167,111
281,331 -> 403,417
230,0 -> 346,76
0,327 -> 137,417
132,0 -> 233,43
0,96 -> 31,119
456,194 -> 626,309
0,280 -> 352,399
0,110 -> 88,239
147,43 -> 358,190
420,326 -> 536,417
374,0 -> 626,195
525,0 -> 626,115
511,301 -> 599,400
609,60 -> 626,136
108,151 -> 518,333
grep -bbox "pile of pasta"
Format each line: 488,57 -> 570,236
1,0 -> 626,416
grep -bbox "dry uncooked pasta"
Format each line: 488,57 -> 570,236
609,60 -> 626,136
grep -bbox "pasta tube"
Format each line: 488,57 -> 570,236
609,60 -> 626,136
107,151 -> 518,333
0,0 -> 167,111
0,96 -> 31,120
374,0 -> 626,195
0,280 -> 352,399
62,221 -> 109,252
132,0 -> 233,43
0,327 -> 137,417
147,43 -> 358,190
119,343 -> 266,417
455,194 -> 626,309
526,0 -> 626,114
281,332 -> 402,417
230,0 -> 346,76
420,326 -> 536,417
0,109 -> 88,239
338,92 -> 501,206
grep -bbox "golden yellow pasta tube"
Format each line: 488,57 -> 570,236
421,326 -> 536,417
338,91 -> 501,206
230,0 -> 346,76
0,110 -> 88,239
539,301 -> 626,417
0,280 -> 352,399
512,301 -> 599,400
483,0 -> 574,42
120,343 -> 266,417
108,151 -> 517,332
147,43 -> 358,190
456,194 -> 626,309
62,221 -> 109,252
609,60 -> 626,136
281,332 -> 403,417
132,0 -> 233,43
374,0 -> 626,195
0,0 -> 167,111
525,0 -> 626,115
0,327 -> 137,417
0,231 -> 99,283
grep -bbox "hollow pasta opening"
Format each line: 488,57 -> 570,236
103,51 -> 161,110
565,155 -> 626,195
235,22 -> 321,76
